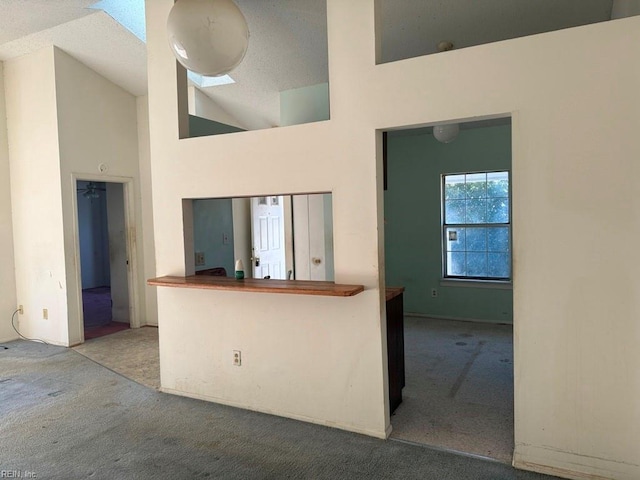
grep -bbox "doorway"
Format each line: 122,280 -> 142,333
250,195 -> 289,279
76,180 -> 131,341
248,193 -> 334,281
383,118 -> 514,462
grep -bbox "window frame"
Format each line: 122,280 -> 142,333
441,169 -> 512,283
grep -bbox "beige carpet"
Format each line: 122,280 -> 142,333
391,317 -> 514,463
73,326 -> 160,390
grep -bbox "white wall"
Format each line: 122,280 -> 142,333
54,48 -> 147,342
147,1 -> 640,478
137,95 -> 158,326
0,62 -> 18,342
187,86 -> 246,129
148,0 -> 387,439
5,47 -> 152,345
357,8 -> 640,479
5,47 -> 68,345
148,0 -> 386,439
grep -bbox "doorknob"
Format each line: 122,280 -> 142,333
251,256 -> 260,267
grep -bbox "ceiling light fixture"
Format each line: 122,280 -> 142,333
437,41 -> 454,53
78,182 -> 105,200
433,124 -> 460,144
167,0 -> 250,77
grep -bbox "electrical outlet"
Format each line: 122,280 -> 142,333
233,350 -> 241,366
195,252 -> 205,266
18,305 -> 23,314
431,288 -> 438,297
222,233 -> 230,245
43,308 -> 48,320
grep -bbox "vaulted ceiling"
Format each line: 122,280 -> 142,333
0,0 -> 616,129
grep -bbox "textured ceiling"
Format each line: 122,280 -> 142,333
201,0 -> 329,129
0,11 -> 147,96
0,0 -> 616,129
0,0 -> 95,44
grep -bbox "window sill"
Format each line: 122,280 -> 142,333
440,279 -> 512,290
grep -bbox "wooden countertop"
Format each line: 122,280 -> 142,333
147,275 -> 365,297
385,286 -> 405,301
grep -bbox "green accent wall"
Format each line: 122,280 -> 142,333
188,115 -> 242,275
384,125 -> 513,323
280,83 -> 330,126
189,115 -> 244,137
193,198 -> 235,275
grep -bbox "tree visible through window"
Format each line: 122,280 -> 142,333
443,171 -> 511,280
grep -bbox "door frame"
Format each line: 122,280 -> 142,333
70,173 -> 140,344
380,113 -> 515,460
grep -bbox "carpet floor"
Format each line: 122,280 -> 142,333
0,340 -> 558,480
84,322 -> 130,341
391,317 -> 514,463
82,287 -> 112,328
73,318 -> 514,462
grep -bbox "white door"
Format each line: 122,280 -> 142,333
251,196 -> 286,279
106,183 -> 130,323
292,193 -> 334,281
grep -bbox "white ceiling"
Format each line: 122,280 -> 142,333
200,0 -> 329,129
0,0 -> 95,44
0,10 -> 148,96
0,0 -> 615,130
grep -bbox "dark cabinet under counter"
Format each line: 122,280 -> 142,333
386,287 -> 405,414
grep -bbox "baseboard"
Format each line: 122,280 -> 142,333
385,422 -> 393,438
405,312 -> 513,325
392,437 -> 507,465
514,444 -> 639,480
0,335 -> 67,347
0,335 -> 19,343
160,386 -> 388,440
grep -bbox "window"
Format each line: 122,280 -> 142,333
442,171 -> 511,280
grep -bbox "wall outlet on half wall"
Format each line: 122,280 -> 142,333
431,288 -> 438,297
